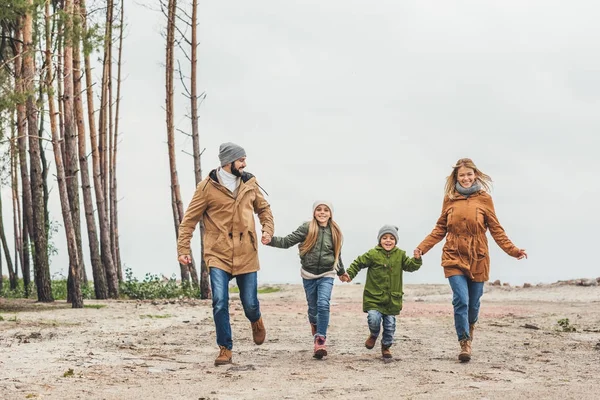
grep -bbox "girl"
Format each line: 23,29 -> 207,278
340,225 -> 422,359
265,201 -> 345,359
414,158 -> 527,362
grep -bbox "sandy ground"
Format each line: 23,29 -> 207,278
1,282 -> 600,400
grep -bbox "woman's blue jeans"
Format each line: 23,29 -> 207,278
448,274 -> 484,341
302,277 -> 334,338
210,267 -> 261,350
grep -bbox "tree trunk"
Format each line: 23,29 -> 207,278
24,0 -> 53,302
10,109 -> 23,289
165,0 -> 190,283
14,27 -> 33,298
80,0 -> 118,298
110,0 -> 124,282
189,0 -> 207,297
0,193 -> 16,290
73,0 -> 108,299
99,0 -> 113,220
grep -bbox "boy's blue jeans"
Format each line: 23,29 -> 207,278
448,274 -> 484,341
367,310 -> 396,347
302,277 -> 334,338
210,267 -> 261,350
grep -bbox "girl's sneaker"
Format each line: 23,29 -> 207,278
313,336 -> 327,359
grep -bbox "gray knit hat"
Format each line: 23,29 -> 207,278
312,200 -> 334,214
377,224 -> 399,243
218,142 -> 246,166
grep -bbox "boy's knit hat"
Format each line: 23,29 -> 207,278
378,224 -> 399,243
312,200 -> 334,214
218,142 -> 246,166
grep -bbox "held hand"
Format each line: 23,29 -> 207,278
261,232 -> 272,245
516,249 -> 528,260
178,254 -> 192,265
413,248 -> 422,259
339,273 -> 351,283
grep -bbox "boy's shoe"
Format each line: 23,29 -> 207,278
313,336 -> 327,359
310,323 -> 317,336
469,323 -> 475,341
365,334 -> 377,349
251,317 -> 266,345
459,339 -> 472,362
381,343 -> 392,359
214,346 -> 232,366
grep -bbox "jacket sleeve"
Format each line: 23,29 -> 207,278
402,252 -> 423,272
347,250 -> 372,280
253,180 -> 274,236
483,195 -> 521,258
418,196 -> 450,254
336,253 -> 346,276
268,223 -> 308,249
177,182 -> 208,256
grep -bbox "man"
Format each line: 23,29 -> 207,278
178,142 -> 274,366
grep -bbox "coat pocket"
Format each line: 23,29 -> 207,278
248,231 -> 257,251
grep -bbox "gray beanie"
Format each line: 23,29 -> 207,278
378,224 -> 399,243
218,142 -> 246,166
312,200 -> 334,214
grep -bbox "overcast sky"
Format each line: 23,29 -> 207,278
13,0 -> 599,286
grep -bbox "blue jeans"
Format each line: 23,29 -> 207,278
302,277 -> 334,338
448,274 -> 484,341
367,310 -> 396,347
210,267 -> 261,350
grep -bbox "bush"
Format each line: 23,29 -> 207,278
119,268 -> 200,300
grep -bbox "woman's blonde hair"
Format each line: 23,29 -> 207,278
299,207 -> 343,271
444,158 -> 493,200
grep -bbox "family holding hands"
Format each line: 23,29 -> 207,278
177,143 -> 527,366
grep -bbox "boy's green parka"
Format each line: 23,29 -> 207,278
347,246 -> 422,315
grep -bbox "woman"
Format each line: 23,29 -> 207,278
415,158 -> 527,362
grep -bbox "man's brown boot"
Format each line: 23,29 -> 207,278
459,339 -> 472,362
365,334 -> 377,349
381,343 -> 392,359
251,317 -> 266,345
469,323 -> 475,341
214,346 -> 232,366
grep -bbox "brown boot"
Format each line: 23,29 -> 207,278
459,339 -> 472,362
251,317 -> 266,345
313,336 -> 327,359
381,343 -> 392,359
310,323 -> 317,336
365,334 -> 377,349
214,346 -> 232,366
469,323 -> 475,341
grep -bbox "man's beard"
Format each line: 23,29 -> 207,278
231,163 -> 243,177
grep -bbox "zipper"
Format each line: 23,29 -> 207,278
317,226 -> 325,274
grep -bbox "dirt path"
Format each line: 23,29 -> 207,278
2,283 -> 600,399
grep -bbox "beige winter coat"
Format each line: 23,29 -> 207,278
177,169 -> 274,276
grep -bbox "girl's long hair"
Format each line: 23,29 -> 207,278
299,217 -> 343,271
444,158 -> 493,200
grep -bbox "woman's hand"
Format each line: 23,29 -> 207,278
339,273 -> 351,283
516,249 -> 528,260
413,248 -> 423,259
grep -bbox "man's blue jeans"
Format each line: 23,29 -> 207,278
448,274 -> 484,341
302,277 -> 334,338
210,267 -> 261,350
367,310 -> 396,347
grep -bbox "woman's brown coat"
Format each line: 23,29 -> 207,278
418,191 -> 520,282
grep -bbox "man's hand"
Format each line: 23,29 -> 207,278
339,273 -> 351,283
178,255 -> 192,265
261,232 -> 272,245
